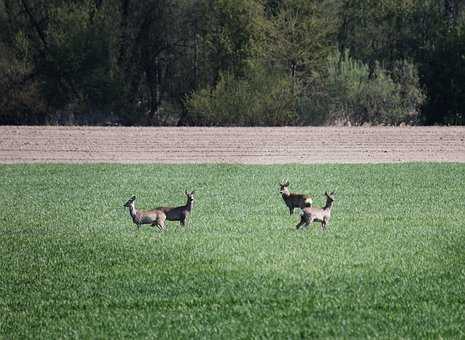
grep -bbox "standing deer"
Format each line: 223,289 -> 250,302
123,196 -> 166,231
279,179 -> 313,215
156,191 -> 195,226
296,191 -> 335,231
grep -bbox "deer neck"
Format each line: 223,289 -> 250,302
128,203 -> 138,220
185,199 -> 194,212
323,199 -> 334,211
281,189 -> 290,199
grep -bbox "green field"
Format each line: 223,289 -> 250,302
1,164 -> 464,339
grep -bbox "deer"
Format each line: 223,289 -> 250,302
156,191 -> 195,227
123,196 -> 167,231
296,191 -> 335,231
279,179 -> 313,215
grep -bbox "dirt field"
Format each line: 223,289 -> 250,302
1,126 -> 464,164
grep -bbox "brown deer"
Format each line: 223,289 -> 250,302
279,179 -> 313,215
296,191 -> 335,231
123,196 -> 166,231
156,191 -> 195,226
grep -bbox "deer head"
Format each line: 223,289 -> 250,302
123,195 -> 136,207
185,191 -> 195,203
324,191 -> 336,202
279,179 -> 290,194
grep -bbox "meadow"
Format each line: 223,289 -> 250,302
0,163 -> 464,339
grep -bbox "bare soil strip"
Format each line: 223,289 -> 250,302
1,126 -> 464,164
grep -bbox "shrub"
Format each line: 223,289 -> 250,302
299,50 -> 425,125
186,66 -> 297,126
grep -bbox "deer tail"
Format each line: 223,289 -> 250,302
304,197 -> 312,207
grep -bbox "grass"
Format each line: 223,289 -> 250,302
0,163 -> 464,339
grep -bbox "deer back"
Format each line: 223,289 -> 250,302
157,206 -> 186,221
301,206 -> 326,221
136,209 -> 165,224
287,193 -> 312,208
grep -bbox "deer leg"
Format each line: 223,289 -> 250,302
296,214 -> 308,230
159,215 -> 166,231
154,222 -> 162,232
289,207 -> 294,215
303,215 -> 314,230
321,218 -> 328,231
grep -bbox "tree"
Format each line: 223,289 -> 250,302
299,50 -> 425,125
336,0 -> 465,124
0,0 -> 114,122
186,64 -> 297,126
260,0 -> 337,85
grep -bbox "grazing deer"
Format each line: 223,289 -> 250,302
123,196 -> 166,231
296,191 -> 335,231
279,179 -> 313,215
156,191 -> 195,226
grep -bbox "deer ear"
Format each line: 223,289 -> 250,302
191,191 -> 195,195
132,195 -> 136,200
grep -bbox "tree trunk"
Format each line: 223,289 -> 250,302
444,0 -> 458,29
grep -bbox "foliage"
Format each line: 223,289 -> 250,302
40,3 -> 113,112
259,0 -> 336,79
419,20 -> 465,124
0,41 -> 46,123
299,51 -> 425,125
337,0 -> 465,124
0,0 -> 464,125
196,0 -> 263,82
186,65 -> 297,126
1,163 -> 465,338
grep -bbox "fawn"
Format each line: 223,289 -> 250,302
279,179 -> 313,215
123,196 -> 167,231
296,191 -> 335,231
156,191 -> 195,226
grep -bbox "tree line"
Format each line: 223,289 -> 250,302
1,0 -> 464,126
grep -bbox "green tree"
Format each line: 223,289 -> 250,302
260,0 -> 337,85
420,21 -> 465,124
0,0 -> 113,122
112,0 -> 189,124
299,50 -> 425,125
336,0 -> 465,124
186,64 -> 297,126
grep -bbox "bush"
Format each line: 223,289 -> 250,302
0,38 -> 48,124
40,4 -> 114,113
299,50 -> 425,125
185,66 -> 297,126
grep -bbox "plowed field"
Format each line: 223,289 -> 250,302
1,126 -> 464,164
